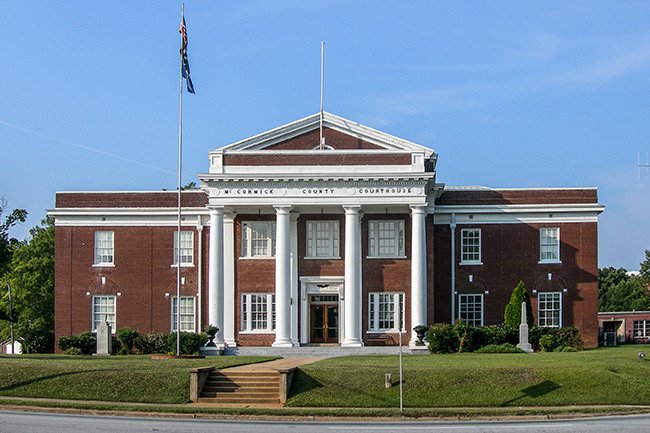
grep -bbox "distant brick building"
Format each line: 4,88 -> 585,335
49,113 -> 604,349
598,311 -> 650,344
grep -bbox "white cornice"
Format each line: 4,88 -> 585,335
216,112 -> 436,157
434,203 -> 605,214
198,172 -> 437,182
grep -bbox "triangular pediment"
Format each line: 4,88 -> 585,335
219,112 -> 435,157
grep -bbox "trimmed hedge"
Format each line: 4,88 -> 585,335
58,330 -> 208,355
426,323 -> 582,354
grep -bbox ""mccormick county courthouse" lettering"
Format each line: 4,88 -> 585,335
50,112 -> 604,349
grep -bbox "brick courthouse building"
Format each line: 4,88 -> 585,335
50,113 -> 604,349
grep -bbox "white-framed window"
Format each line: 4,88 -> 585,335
92,295 -> 116,333
171,296 -> 196,332
94,231 -> 114,265
458,294 -> 483,327
539,227 -> 560,263
241,293 -> 275,332
241,222 -> 276,258
173,231 -> 194,265
633,320 -> 649,338
368,220 -> 405,258
306,220 -> 340,258
368,292 -> 405,332
538,292 -> 562,327
460,229 -> 481,264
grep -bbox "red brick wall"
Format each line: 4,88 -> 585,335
433,222 -> 599,347
436,189 -> 598,205
54,225 -> 204,350
56,191 -> 208,208
266,128 -> 384,150
223,153 -> 412,167
233,215 -> 276,346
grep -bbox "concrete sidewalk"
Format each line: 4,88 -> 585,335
220,357 -> 323,373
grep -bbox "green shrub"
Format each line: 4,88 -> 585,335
454,323 -> 473,353
539,334 -> 555,352
116,327 -> 140,354
427,324 -> 459,353
503,280 -> 534,328
475,343 -> 524,353
166,332 -> 207,355
134,332 -> 167,354
58,332 -> 96,355
533,327 -> 583,352
472,325 -> 518,348
556,346 -> 578,352
22,327 -> 54,353
65,347 -> 83,355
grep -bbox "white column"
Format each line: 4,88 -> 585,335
410,205 -> 428,347
223,211 -> 236,347
342,205 -> 363,347
208,206 -> 224,346
272,205 -> 293,347
290,212 -> 300,346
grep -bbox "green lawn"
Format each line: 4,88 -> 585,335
0,355 -> 275,404
287,345 -> 650,408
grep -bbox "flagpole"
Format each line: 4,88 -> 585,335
176,2 -> 185,357
319,41 -> 325,150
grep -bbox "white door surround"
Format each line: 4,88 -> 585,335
300,276 -> 344,345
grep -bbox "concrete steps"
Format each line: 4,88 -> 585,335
197,371 -> 281,405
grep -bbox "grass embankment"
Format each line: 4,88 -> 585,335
0,355 -> 275,404
287,345 -> 650,408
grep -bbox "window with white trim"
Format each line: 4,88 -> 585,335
306,221 -> 340,258
173,231 -> 194,265
241,293 -> 275,332
171,296 -> 195,332
539,228 -> 560,263
241,222 -> 276,258
368,220 -> 405,258
94,231 -> 114,265
538,292 -> 561,327
368,292 -> 405,332
461,229 -> 481,264
458,294 -> 483,326
633,320 -> 649,338
92,295 -> 116,332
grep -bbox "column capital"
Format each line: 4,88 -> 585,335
290,211 -> 301,223
409,204 -> 428,214
273,204 -> 293,214
208,206 -> 225,215
342,204 -> 362,214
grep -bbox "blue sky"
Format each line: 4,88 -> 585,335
2,1 -> 649,269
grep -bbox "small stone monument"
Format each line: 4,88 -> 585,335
95,317 -> 112,356
516,301 -> 533,353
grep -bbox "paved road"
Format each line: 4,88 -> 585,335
1,410 -> 649,433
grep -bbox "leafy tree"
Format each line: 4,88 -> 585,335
640,250 -> 650,281
598,253 -> 650,312
598,267 -> 630,311
0,218 -> 55,352
0,198 -> 28,277
181,181 -> 198,190
504,280 -> 533,328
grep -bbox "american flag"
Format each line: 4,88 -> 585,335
179,15 -> 195,94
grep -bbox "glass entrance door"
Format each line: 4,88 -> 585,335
310,295 -> 339,343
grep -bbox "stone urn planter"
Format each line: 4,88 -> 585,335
204,325 -> 219,347
413,325 -> 429,345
